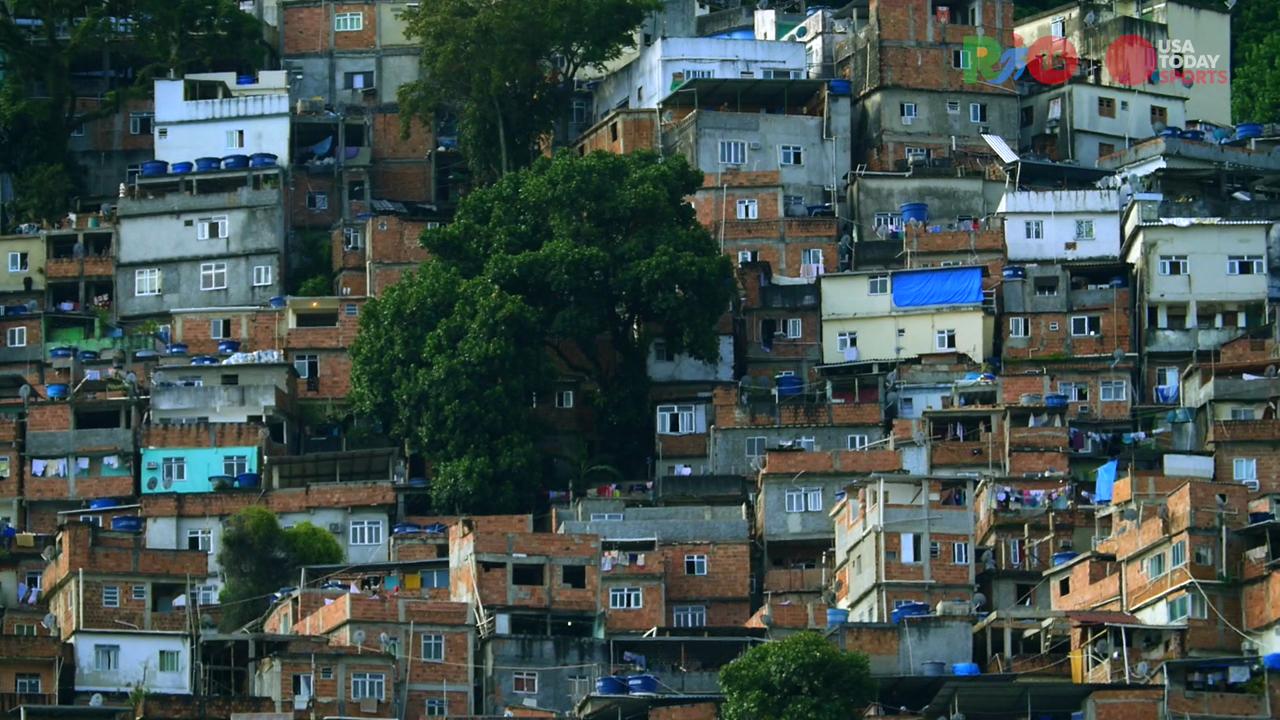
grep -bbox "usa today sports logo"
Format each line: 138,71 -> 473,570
963,34 -> 1228,88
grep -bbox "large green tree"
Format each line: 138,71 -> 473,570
0,0 -> 265,224
217,506 -> 343,631
397,0 -> 659,183
350,151 -> 734,499
719,632 -> 876,720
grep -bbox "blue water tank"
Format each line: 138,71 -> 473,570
1263,653 -> 1280,671
269,296 -> 288,309
596,677 -> 629,695
140,160 -> 169,177
892,602 -> 930,624
1179,130 -> 1205,142
900,203 -> 929,224
78,350 -> 100,362
776,375 -> 803,398
1236,123 -> 1264,140
111,516 -> 143,533
1044,394 -> 1068,408
826,608 -> 850,628
393,523 -> 422,535
236,74 -> 255,85
89,498 -> 119,510
235,473 -> 261,489
952,662 -> 980,676
218,340 -> 241,355
1052,551 -> 1079,566
47,383 -> 70,399
222,154 -> 250,169
170,161 -> 194,174
166,343 -> 188,356
191,355 -> 219,366
134,349 -> 160,360
49,347 -> 76,359
195,157 -> 222,172
249,153 -> 278,168
1249,512 -> 1275,524
626,675 -> 659,694
1002,266 -> 1026,280
828,79 -> 852,96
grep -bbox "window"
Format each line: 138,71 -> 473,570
763,68 -> 802,79
935,329 -> 956,350
1009,539 -> 1023,567
187,528 -> 212,554
163,456 -> 186,484
1171,540 -> 1186,568
969,103 -> 987,123
344,71 -> 374,89
685,554 -> 707,576
650,339 -> 675,363
609,587 -> 643,609
210,318 -> 232,339
1098,97 -> 1116,118
159,650 -> 180,673
900,533 -> 922,564
320,668 -> 333,680
1230,407 -> 1256,420
796,437 -> 816,452
719,140 -> 746,165
737,250 -> 759,265
129,112 -> 153,135
14,624 -> 37,636
953,542 -> 970,565
1145,552 -> 1166,578
780,145 -> 804,165
929,541 -> 940,559
1193,545 -> 1214,566
874,213 -> 903,233
15,674 -> 40,694
589,513 -> 623,522
952,50 -> 972,69
561,565 -> 586,589
946,100 -> 961,114
7,252 -> 27,272
102,585 -> 120,607
223,129 -> 245,149
421,633 -> 444,662
94,644 -> 120,671
801,247 -> 824,266
736,198 -> 758,220
306,192 -> 329,211
334,11 -> 364,31
785,488 -> 805,513
1228,255 -> 1264,275
425,699 -> 447,717
1151,105 -> 1168,126
1070,315 -> 1101,336
555,390 -> 574,409
200,262 -> 227,291
1159,255 -> 1188,276
837,332 -> 858,352
1099,142 -> 1116,158
351,672 -> 384,701
905,146 -> 931,162
868,274 -> 889,295
1009,317 -> 1029,338
513,671 -> 538,695
135,268 -> 161,296
1050,17 -> 1065,37
847,434 -> 870,451
657,404 -> 695,435
350,520 -> 383,546
1233,458 -> 1258,482
783,318 -> 802,339
900,102 -> 918,124
25,572 -> 41,591
746,436 -> 767,458
223,455 -> 248,476
7,327 -> 26,347
196,215 -> 229,240
253,265 -> 273,287
1075,220 -> 1095,240
344,303 -> 358,317
1034,278 -> 1058,296
1100,380 -> 1127,402
1020,106 -> 1034,127
673,605 -> 707,628
1024,220 -> 1044,240
294,354 -> 319,380
342,226 -> 363,250
1058,382 -> 1089,402
1167,594 -> 1206,622
805,487 -> 822,511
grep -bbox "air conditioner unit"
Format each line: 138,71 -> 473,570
749,141 -> 762,150
1078,406 -> 1091,416
327,522 -> 344,534
936,600 -> 970,616
1242,479 -> 1260,492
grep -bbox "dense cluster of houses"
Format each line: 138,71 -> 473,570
2,1 -> 1279,719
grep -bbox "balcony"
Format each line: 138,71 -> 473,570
0,345 -> 44,363
760,283 -> 819,309
931,440 -> 998,467
718,217 -> 837,241
1208,418 -> 1280,443
1007,426 -> 1069,451
151,384 -> 286,415
44,256 -> 114,278
764,567 -> 826,593
1145,327 -> 1251,354
655,474 -> 747,504
853,239 -> 903,268
26,427 -> 134,456
0,694 -> 57,713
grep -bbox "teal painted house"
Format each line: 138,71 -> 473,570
140,446 -> 260,493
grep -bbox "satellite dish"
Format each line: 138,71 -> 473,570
40,546 -> 55,562
1136,661 -> 1150,676
1266,365 -> 1278,378
661,110 -> 674,123
41,612 -> 57,630
200,614 -> 217,629
379,632 -> 391,647
90,694 -> 104,707
794,26 -> 808,39
162,476 -> 173,489
353,629 -> 367,646
1152,120 -> 1167,135
147,477 -> 158,491
18,384 -> 30,401
1084,10 -> 1098,26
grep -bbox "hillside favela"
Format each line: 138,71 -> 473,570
1,1 -> 1280,719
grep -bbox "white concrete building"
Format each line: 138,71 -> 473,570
1020,83 -> 1188,167
999,189 -> 1122,261
70,630 -> 193,694
153,71 -> 292,164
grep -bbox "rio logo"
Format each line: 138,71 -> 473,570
964,34 -> 1227,88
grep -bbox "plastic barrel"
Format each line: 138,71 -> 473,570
596,677 -> 629,695
1044,394 -> 1068,408
235,472 -> 261,489
1236,123 -> 1264,140
626,675 -> 659,694
111,516 -> 143,532
195,157 -> 222,172
191,355 -> 219,365
393,523 -> 422,536
952,663 -> 980,676
1263,653 -> 1280,671
170,162 -> 194,174
134,350 -> 159,360
140,160 -> 169,177
1179,130 -> 1205,142
826,608 -> 850,628
922,661 -> 946,676
1052,551 -> 1079,566
166,343 -> 188,356
47,383 -> 70,399
249,153 -> 278,168
1002,266 -> 1026,280
49,347 -> 76,359
1159,127 -> 1182,138
78,350 -> 100,362
222,154 -> 250,169
89,498 -> 119,510
900,203 -> 929,224
1249,512 -> 1275,524
269,296 -> 288,309
828,79 -> 852,96
218,340 -> 241,355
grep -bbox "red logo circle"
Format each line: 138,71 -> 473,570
1106,35 -> 1157,87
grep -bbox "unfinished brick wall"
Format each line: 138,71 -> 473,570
576,111 -> 659,154
662,542 -> 750,602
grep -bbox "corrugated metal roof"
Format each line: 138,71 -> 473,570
982,133 -> 1019,164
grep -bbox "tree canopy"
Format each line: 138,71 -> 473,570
217,506 -> 343,631
350,150 -> 734,505
396,0 -> 659,183
719,632 -> 876,720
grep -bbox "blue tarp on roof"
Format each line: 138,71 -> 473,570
891,267 -> 983,308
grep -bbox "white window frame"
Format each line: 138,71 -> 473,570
102,585 -> 121,608
349,520 -> 384,546
1227,255 -> 1264,275
969,102 -> 987,123
425,699 -> 447,716
225,129 -> 244,149
196,215 -> 229,240
513,671 -> 538,695
253,265 -> 272,287
223,454 -> 249,477
1230,407 -> 1256,421
947,100 -> 961,114
421,633 -> 444,662
132,584 -> 147,600
868,274 -> 889,295
1233,457 -> 1258,482
785,487 -> 805,513
953,50 -> 972,70
805,486 -> 822,512
187,528 -> 212,554
783,317 -> 802,339
935,329 -> 957,350
15,674 -> 41,694
94,644 -> 120,671
554,390 -> 574,409
306,191 -> 329,210
1058,382 -> 1088,402
737,250 -> 759,265
210,318 -> 231,340
609,587 -> 643,609
719,140 -> 746,165
7,326 -> 26,348
837,331 -> 858,352
1024,220 -> 1044,240
129,112 -> 153,135
200,262 -> 228,291
334,11 -> 364,32
1159,255 -> 1188,276
1100,380 -> 1127,402
1145,552 -> 1166,578
1171,540 -> 1186,568
1075,219 -> 1095,240
656,404 -> 695,435
745,436 -> 767,459
1050,17 -> 1065,38
779,144 -> 804,165
1070,315 -> 1101,336
163,456 -> 186,484
135,268 -> 161,296
685,554 -> 708,576
7,252 -> 28,272
351,672 -> 385,701
735,198 -> 759,220
294,353 -> 319,380
343,226 -> 363,250
874,213 -> 903,232
953,542 -> 970,565
673,605 -> 707,628
801,247 -> 824,266
158,649 -> 181,673
900,102 -> 918,124
847,434 -> 869,451
1009,317 -> 1029,338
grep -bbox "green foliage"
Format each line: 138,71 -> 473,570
1231,1 -> 1280,123
217,507 -> 343,631
10,163 -> 76,225
719,632 -> 876,720
289,229 -> 334,295
397,0 -> 659,183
